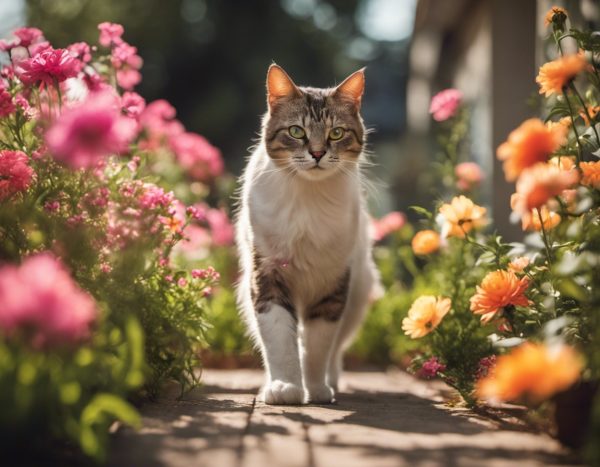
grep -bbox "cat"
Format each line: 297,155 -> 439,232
235,64 -> 381,405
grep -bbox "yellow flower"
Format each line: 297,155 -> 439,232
477,342 -> 582,403
411,230 -> 440,255
470,270 -> 530,324
581,161 -> 600,189
439,195 -> 487,238
497,119 -> 567,181
536,52 -> 588,97
402,296 -> 451,339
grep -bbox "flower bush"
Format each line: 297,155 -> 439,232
355,6 -> 600,461
0,23 -> 229,461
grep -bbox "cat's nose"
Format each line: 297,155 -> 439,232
309,150 -> 326,160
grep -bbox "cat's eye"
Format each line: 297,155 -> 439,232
329,127 -> 345,141
288,125 -> 306,139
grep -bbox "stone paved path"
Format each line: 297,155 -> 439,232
109,369 -> 579,467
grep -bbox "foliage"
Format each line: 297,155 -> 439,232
0,23 -> 227,461
360,7 -> 600,460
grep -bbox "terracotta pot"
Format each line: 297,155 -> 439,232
553,380 -> 599,449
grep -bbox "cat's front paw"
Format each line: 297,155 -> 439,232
261,380 -> 305,405
307,384 -> 335,404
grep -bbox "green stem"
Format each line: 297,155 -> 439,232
570,82 -> 600,147
536,208 -> 553,264
563,89 -> 583,165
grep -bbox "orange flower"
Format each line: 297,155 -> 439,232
470,270 -> 530,323
508,256 -> 530,273
546,116 -> 571,132
544,6 -> 568,27
439,195 -> 487,238
579,105 -> 600,126
402,296 -> 451,339
497,119 -> 567,181
411,230 -> 440,255
512,194 -> 562,231
477,342 -> 582,403
513,162 -> 579,215
536,52 -> 588,97
549,155 -> 576,171
581,161 -> 600,189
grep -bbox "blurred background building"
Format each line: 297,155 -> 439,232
1,0 -> 599,236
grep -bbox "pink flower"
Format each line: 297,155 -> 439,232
44,200 -> 60,212
116,69 -> 141,90
170,132 -> 223,181
191,266 -> 220,281
67,42 -> 92,63
0,253 -> 98,347
187,204 -> 208,222
139,100 -> 184,148
46,91 -> 137,168
0,86 -> 15,117
110,42 -> 142,90
15,48 -> 80,86
417,357 -> 446,379
121,91 -> 146,120
13,27 -> 44,47
138,183 -> 174,210
206,208 -> 234,246
455,162 -> 483,191
28,41 -> 52,56
98,22 -> 124,48
475,355 -> 497,380
0,39 -> 18,52
0,150 -> 34,200
177,277 -> 188,287
111,42 -> 142,68
176,225 -> 212,260
429,89 -> 463,122
372,211 -> 406,242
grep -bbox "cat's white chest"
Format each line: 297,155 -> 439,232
247,165 -> 359,304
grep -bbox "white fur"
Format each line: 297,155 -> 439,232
236,143 -> 380,404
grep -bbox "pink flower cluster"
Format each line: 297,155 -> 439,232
140,100 -> 223,181
0,253 -> 98,347
46,91 -> 137,168
0,150 -> 34,200
98,22 -> 143,90
191,266 -> 220,281
429,89 -> 463,122
417,356 -> 447,379
372,211 -> 406,242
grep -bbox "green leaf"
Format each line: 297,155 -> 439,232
409,205 -> 433,220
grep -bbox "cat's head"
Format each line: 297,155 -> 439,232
262,64 -> 366,181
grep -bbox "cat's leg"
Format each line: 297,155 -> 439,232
302,271 -> 351,403
301,318 -> 338,403
257,305 -> 305,404
327,260 -> 380,391
252,256 -> 304,405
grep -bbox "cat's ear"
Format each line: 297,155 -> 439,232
267,64 -> 300,109
334,68 -> 365,108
